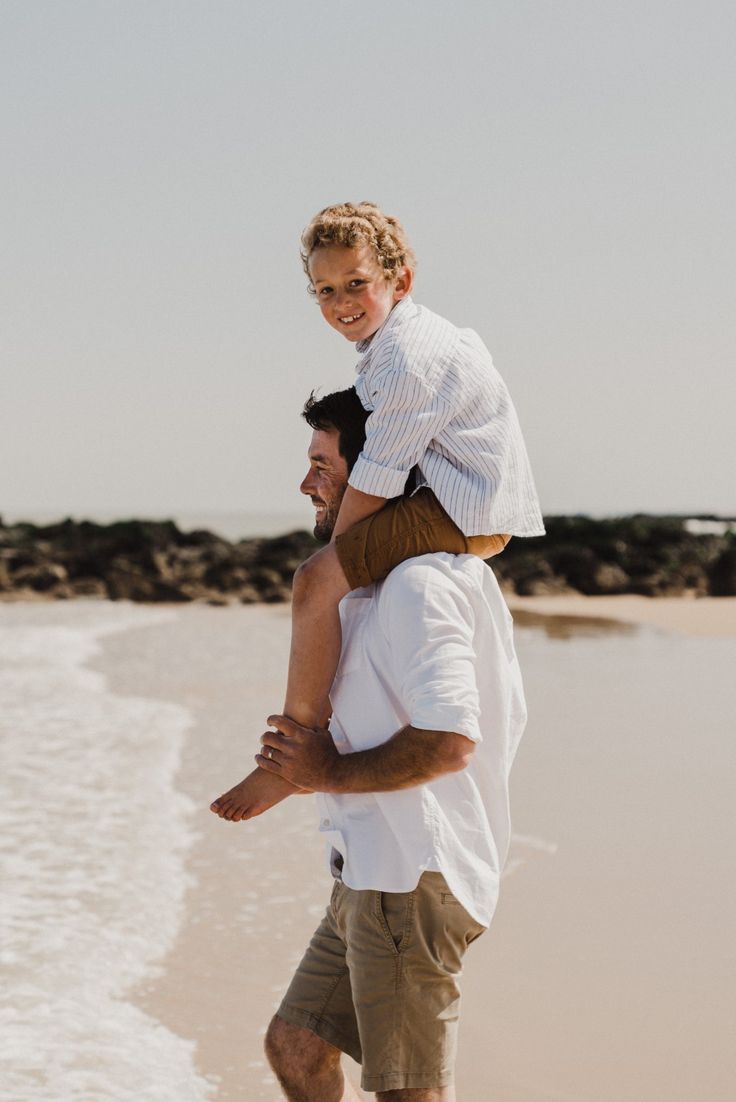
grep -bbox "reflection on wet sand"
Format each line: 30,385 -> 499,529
510,608 -> 639,640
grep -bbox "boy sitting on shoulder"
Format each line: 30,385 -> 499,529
211,201 -> 544,822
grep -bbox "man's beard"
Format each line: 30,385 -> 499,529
313,512 -> 335,542
312,491 -> 344,543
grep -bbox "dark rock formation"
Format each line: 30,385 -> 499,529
491,515 -> 734,597
710,546 -> 736,597
1,513 -> 734,603
0,517 -> 317,604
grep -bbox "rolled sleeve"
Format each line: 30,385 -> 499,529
411,702 -> 482,745
379,564 -> 483,745
348,454 -> 411,499
353,366 -> 455,496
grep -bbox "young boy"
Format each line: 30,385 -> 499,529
211,201 -> 544,821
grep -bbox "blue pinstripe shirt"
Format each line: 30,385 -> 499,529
351,296 -> 545,537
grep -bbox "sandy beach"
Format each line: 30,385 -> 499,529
3,594 -> 735,1101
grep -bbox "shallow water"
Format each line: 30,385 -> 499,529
0,603 -> 214,1102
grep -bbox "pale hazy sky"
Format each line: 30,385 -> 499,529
3,0 -> 735,521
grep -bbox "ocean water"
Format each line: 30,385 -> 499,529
0,603 -> 214,1102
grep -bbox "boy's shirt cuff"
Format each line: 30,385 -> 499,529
348,455 -> 409,499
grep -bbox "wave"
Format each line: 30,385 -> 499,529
0,604 -> 214,1102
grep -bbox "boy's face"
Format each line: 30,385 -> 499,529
308,244 -> 412,343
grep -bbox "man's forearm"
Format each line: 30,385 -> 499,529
325,726 -> 474,794
257,716 -> 475,793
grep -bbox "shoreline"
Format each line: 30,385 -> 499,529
90,605 -> 354,1102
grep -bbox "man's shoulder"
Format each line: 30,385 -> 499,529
379,553 -> 500,611
368,554 -> 513,663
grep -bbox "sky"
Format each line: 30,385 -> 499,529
2,0 -> 735,523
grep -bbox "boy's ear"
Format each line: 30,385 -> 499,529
392,266 -> 414,301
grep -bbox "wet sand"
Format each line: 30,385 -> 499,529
508,593 -> 736,638
92,600 -> 736,1101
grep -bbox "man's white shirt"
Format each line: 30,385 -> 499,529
315,553 -> 527,927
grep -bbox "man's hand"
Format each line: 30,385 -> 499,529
257,715 -> 475,795
256,714 -> 342,791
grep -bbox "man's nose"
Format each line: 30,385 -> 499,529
300,472 -> 315,495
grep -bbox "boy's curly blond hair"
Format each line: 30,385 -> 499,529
301,202 -> 416,293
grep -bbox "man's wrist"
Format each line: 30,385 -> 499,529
324,750 -> 348,794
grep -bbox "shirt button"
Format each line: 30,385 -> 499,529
321,818 -> 331,828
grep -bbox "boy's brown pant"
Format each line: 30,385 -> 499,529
334,486 -> 510,591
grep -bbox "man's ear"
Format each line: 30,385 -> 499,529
392,266 -> 414,301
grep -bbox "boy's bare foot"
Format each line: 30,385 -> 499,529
210,766 -> 299,822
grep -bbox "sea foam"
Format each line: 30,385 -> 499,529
0,603 -> 214,1102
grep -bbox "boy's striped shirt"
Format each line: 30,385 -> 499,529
350,296 -> 545,538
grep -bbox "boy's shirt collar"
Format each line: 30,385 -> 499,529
355,295 -> 414,355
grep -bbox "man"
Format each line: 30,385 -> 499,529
247,388 -> 526,1100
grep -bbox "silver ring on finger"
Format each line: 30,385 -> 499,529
266,746 -> 275,760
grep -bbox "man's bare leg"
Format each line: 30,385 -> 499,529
265,1016 -> 361,1102
211,544 -> 349,820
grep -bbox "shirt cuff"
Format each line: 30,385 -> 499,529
410,706 -> 483,745
348,455 -> 410,499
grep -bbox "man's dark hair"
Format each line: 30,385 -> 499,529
302,388 -> 369,474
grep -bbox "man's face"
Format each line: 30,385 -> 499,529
300,427 -> 349,541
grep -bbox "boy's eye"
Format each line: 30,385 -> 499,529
349,279 -> 365,288
318,286 -> 333,296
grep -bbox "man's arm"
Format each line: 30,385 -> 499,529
256,713 -> 475,793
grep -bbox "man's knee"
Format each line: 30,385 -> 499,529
264,1014 -> 340,1079
292,544 -> 345,605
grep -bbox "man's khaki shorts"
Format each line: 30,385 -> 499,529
334,486 -> 510,591
276,871 -> 486,1093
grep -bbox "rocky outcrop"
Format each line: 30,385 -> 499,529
491,515 -> 735,597
0,518 -> 318,604
0,514 -> 734,603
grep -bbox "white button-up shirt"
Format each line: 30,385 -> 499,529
316,553 -> 527,927
351,296 -> 545,538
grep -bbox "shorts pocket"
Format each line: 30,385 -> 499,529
374,890 -> 415,956
437,886 -> 485,946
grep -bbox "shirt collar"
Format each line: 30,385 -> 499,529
355,295 -> 414,355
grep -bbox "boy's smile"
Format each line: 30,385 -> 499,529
308,244 -> 412,343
